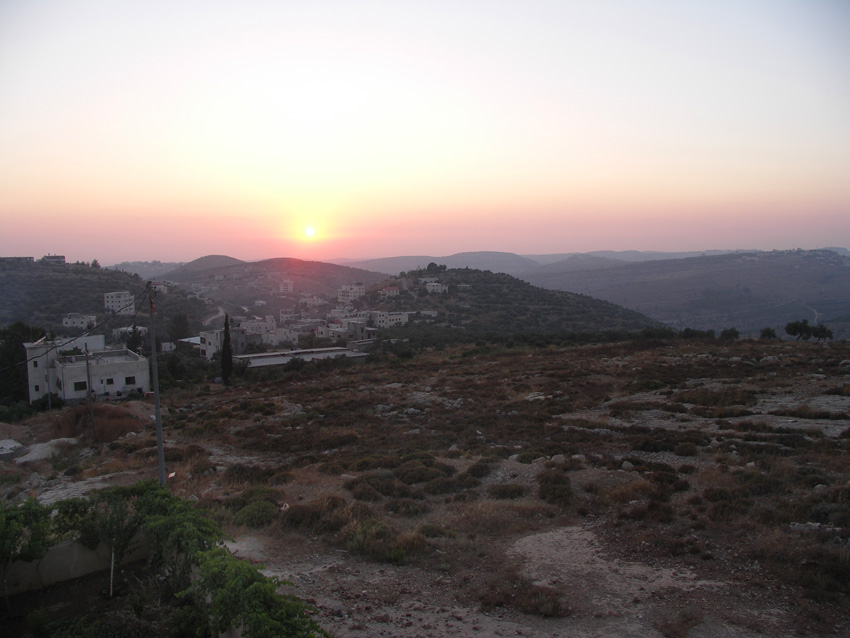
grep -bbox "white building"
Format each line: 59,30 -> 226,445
379,287 -> 400,298
199,326 -> 249,360
104,291 -> 136,315
23,335 -> 149,402
425,282 -> 449,294
240,315 -> 277,334
388,312 -> 409,327
337,283 -> 365,303
279,279 -> 294,293
62,313 -> 97,329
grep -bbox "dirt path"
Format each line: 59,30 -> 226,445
227,525 -> 776,638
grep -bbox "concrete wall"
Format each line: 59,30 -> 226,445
5,534 -> 149,595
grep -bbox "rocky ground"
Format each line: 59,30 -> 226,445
3,340 -> 849,637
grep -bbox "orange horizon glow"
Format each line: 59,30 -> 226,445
0,1 -> 848,264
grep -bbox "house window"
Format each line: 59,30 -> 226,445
74,381 -> 87,391
125,376 -> 136,385
33,360 -> 38,368
106,378 -> 114,385
34,385 -> 40,392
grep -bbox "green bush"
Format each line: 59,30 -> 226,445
233,500 -> 279,528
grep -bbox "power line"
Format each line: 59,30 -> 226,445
0,290 -> 149,375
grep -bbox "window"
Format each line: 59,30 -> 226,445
74,381 -> 87,391
124,376 -> 136,385
33,360 -> 38,368
34,384 -> 40,392
106,378 -> 114,385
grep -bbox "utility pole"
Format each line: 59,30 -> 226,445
85,345 -> 94,441
147,282 -> 167,486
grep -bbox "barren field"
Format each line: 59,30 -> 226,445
3,339 -> 850,637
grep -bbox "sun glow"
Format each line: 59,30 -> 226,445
305,226 -> 316,238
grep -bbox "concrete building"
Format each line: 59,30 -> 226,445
41,254 -> 66,265
23,335 -> 149,402
62,313 -> 97,330
279,279 -> 294,293
240,316 -> 277,334
104,291 -> 136,315
337,283 -> 366,303
379,287 -> 400,298
54,350 -> 150,400
388,312 -> 410,327
425,282 -> 449,294
199,326 -> 249,360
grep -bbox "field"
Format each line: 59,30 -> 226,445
4,338 -> 850,637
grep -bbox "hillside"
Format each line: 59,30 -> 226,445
108,260 -> 185,279
338,251 -> 541,276
371,267 -> 661,338
162,254 -> 244,276
520,249 -> 850,338
4,339 -> 849,636
0,261 -> 210,337
163,256 -> 389,306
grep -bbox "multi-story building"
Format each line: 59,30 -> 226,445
23,335 -> 150,402
104,291 -> 136,315
337,283 -> 365,304
62,313 -> 97,329
425,282 -> 449,294
279,280 -> 294,294
379,287 -> 400,298
199,326 -> 249,360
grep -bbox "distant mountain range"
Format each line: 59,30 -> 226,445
7,248 -> 848,340
331,248 -> 850,337
520,249 -> 850,338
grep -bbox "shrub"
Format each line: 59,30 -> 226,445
234,500 -> 279,528
465,460 -> 492,479
536,470 -> 572,507
487,484 -> 526,500
384,499 -> 429,517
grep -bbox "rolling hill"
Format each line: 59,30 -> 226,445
519,249 -> 850,337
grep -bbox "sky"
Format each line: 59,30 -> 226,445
1,0 -> 848,265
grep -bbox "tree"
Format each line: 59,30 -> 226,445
168,313 -> 192,341
785,319 -> 812,341
221,314 -> 233,384
719,327 -> 739,341
0,322 -> 45,404
760,327 -> 777,341
90,259 -> 101,269
811,324 -> 833,343
125,325 -> 143,353
0,498 -> 49,611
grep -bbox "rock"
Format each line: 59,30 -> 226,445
621,461 -> 634,470
572,454 -> 587,463
550,454 -> 566,465
0,439 -> 25,462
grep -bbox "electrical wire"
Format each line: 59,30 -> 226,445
0,289 -> 150,375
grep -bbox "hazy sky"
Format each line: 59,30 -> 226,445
1,0 -> 848,264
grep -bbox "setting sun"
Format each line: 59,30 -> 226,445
305,226 -> 316,238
